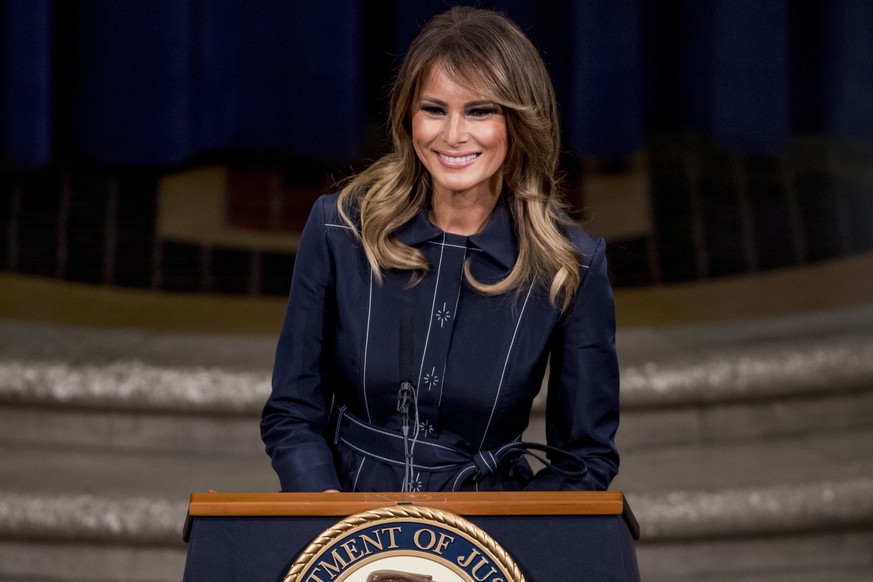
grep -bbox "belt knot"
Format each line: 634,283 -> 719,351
471,450 -> 500,480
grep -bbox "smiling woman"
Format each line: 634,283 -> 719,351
261,6 -> 622,497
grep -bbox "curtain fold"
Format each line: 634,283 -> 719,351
568,0 -> 645,157
69,1 -> 196,165
3,0 -> 364,168
822,0 -> 873,142
1,0 -> 52,167
680,0 -> 790,155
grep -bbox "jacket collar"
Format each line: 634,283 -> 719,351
393,206 -> 443,247
394,199 -> 518,271
468,200 -> 518,270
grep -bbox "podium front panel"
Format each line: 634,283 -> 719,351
183,492 -> 640,582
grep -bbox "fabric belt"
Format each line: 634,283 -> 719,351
333,405 -> 588,491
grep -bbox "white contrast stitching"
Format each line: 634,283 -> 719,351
352,458 -> 365,491
325,222 -> 354,230
478,284 -> 534,449
362,269 -> 374,422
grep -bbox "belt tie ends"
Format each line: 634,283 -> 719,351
451,441 -> 589,491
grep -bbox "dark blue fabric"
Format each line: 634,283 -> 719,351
568,0 -> 646,157
678,0 -> 790,155
820,0 -> 873,142
261,194 -> 620,493
192,0 -> 363,160
1,0 -> 364,167
69,1 -> 196,165
183,513 -> 640,582
0,0 -> 52,167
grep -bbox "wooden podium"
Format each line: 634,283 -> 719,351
183,491 -> 640,582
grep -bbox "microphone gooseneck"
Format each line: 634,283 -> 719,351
398,309 -> 416,492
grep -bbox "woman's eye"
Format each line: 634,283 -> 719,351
420,106 -> 445,115
468,108 -> 498,118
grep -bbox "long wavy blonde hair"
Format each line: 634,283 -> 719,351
338,6 -> 581,311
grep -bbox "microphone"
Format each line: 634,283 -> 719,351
397,309 -> 414,415
397,309 -> 415,492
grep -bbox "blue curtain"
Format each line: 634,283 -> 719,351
821,0 -> 873,142
1,0 -> 52,167
677,0 -> 791,154
569,0 -> 645,156
2,0 -> 363,167
1,0 -> 871,168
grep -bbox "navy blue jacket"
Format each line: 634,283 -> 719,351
261,193 -> 620,492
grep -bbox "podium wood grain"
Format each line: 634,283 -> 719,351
188,491 -> 625,517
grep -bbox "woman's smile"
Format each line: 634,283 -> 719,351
435,151 -> 480,166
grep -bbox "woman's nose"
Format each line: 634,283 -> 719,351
443,113 -> 468,145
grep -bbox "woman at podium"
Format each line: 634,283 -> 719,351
261,6 -> 620,494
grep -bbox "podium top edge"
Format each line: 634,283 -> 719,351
187,491 -> 627,517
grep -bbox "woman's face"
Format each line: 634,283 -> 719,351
411,66 -> 508,201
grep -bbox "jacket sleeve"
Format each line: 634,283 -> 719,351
526,237 -> 620,491
260,196 -> 342,492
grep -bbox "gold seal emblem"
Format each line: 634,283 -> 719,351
284,505 -> 524,582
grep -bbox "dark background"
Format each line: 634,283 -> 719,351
2,0 -> 872,296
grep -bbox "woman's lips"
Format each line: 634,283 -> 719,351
435,151 -> 480,167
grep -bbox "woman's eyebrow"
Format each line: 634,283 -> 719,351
465,100 -> 499,107
418,97 -> 497,107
